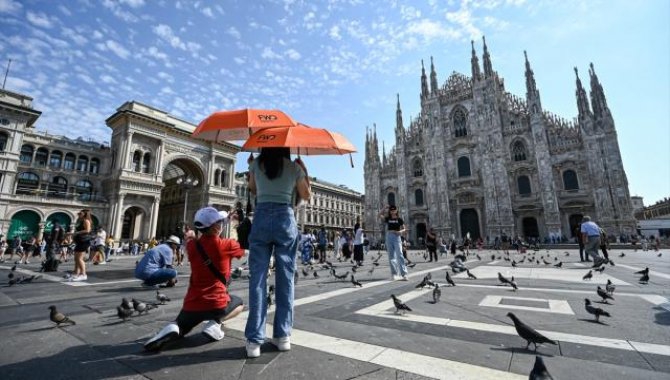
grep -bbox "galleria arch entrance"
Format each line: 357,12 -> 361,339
156,158 -> 204,239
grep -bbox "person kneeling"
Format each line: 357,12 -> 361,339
144,207 -> 245,352
135,236 -> 180,288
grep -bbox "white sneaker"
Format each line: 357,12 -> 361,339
391,275 -> 400,281
400,275 -> 408,281
274,336 -> 290,351
71,274 -> 87,282
246,341 -> 261,358
98,261 -> 106,265
145,323 -> 179,352
202,321 -> 224,341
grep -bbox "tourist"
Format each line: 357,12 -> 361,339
144,207 -> 244,352
341,229 -> 352,260
316,225 -> 328,263
66,209 -> 92,281
353,222 -> 364,266
134,235 -> 180,288
379,205 -> 408,281
244,147 -> 311,358
299,227 -> 315,265
580,216 -> 606,267
599,227 -> 610,261
91,226 -> 107,265
426,227 -> 438,262
574,222 -> 588,262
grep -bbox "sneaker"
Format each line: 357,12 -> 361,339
391,275 -> 400,281
145,323 -> 180,352
400,275 -> 408,281
274,336 -> 291,351
141,282 -> 159,289
202,321 -> 225,341
71,274 -> 87,282
246,341 -> 261,358
98,261 -> 107,265
591,258 -> 604,268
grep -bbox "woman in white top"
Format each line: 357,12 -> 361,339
353,223 -> 364,266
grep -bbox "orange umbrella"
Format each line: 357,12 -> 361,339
192,108 -> 297,142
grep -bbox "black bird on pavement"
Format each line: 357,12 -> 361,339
351,275 -> 363,287
351,265 -> 358,273
635,267 -> 649,276
466,269 -> 477,279
511,260 -> 517,268
120,298 -> 133,310
49,305 -> 76,327
596,286 -> 614,304
476,254 -> 482,261
608,259 -> 616,266
564,252 -> 570,257
498,272 -> 511,285
582,270 -> 593,281
542,259 -> 551,265
302,268 -> 309,277
491,254 -> 495,261
132,298 -> 157,315
618,252 -> 625,258
529,355 -> 554,380
10,264 -> 17,272
117,306 -> 133,321
156,290 -> 170,305
334,271 -> 349,280
658,253 -> 662,257
7,271 -> 14,279
509,277 -> 518,291
553,261 -> 562,268
445,271 -> 456,286
506,312 -> 557,351
594,266 -> 605,273
584,298 -> 611,322
605,279 -> 616,295
432,284 -> 441,304
407,263 -> 417,268
639,273 -> 650,284
313,271 -> 319,279
391,294 -> 412,314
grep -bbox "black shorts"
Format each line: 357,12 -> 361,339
353,244 -> 364,261
74,240 -> 91,253
175,295 -> 244,336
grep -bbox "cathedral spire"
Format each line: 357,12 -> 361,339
470,40 -> 481,81
429,56 -> 439,94
524,51 -> 537,96
420,60 -> 429,99
574,67 -> 592,120
482,36 -> 493,78
382,140 -> 386,166
396,93 -> 404,131
588,62 -> 610,119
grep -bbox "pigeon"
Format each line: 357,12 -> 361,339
49,305 -> 76,326
542,259 -> 551,265
10,264 -> 17,272
313,271 -> 319,278
596,286 -> 614,304
21,275 -> 41,283
132,298 -> 157,315
639,273 -> 649,284
445,271 -> 456,286
511,260 -> 517,268
407,263 -> 417,268
117,306 -> 133,321
498,272 -> 511,285
529,355 -> 554,380
554,257 -> 558,261
605,279 -> 616,295
415,275 -> 435,289
120,298 -> 133,310
432,284 -> 441,304
8,277 -> 20,286
553,261 -> 562,268
594,266 -> 605,273
608,259 -> 615,266
584,298 -> 610,322
564,252 -> 570,257
351,265 -> 358,273
466,269 -> 477,279
372,262 -> 380,267
302,268 -> 309,277
156,291 -> 170,305
618,252 -> 625,258
506,312 -> 557,351
367,266 -> 375,275
491,254 -> 495,261
334,271 -> 349,280
476,254 -> 481,261
634,267 -> 649,276
582,270 -> 593,281
509,276 -> 518,291
7,272 -> 14,279
658,253 -> 662,257
351,275 -> 363,287
391,294 -> 412,314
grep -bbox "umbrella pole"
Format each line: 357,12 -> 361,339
349,153 -> 354,168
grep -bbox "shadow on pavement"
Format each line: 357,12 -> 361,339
653,306 -> 670,326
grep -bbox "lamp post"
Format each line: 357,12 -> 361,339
176,176 -> 199,225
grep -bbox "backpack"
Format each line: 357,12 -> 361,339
236,217 -> 252,249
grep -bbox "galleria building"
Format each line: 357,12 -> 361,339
0,89 -> 362,243
364,38 -> 636,244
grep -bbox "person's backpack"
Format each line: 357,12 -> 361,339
236,217 -> 252,249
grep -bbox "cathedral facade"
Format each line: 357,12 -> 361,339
364,38 -> 636,245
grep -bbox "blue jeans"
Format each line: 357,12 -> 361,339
141,268 -> 177,286
385,232 -> 407,276
245,203 -> 299,344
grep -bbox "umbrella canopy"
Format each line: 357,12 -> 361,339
193,108 -> 297,142
242,124 -> 356,156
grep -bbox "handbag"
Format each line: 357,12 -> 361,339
194,240 -> 228,286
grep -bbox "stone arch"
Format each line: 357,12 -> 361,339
412,157 -> 423,177
157,156 -> 206,238
451,105 -> 468,137
7,209 -> 43,240
511,139 -> 528,161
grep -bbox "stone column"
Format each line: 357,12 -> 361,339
113,193 -> 126,240
155,142 -> 164,178
122,131 -> 134,170
149,196 -> 160,239
37,222 -> 45,242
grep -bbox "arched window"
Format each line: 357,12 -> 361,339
563,170 -> 579,190
415,189 -> 424,206
49,176 -> 68,197
453,108 -> 467,137
49,150 -> 62,168
512,141 -> 527,161
75,180 -> 93,200
0,132 -> 8,152
517,175 -> 531,196
132,151 -> 141,172
90,158 -> 100,174
35,147 -> 49,167
20,144 -> 33,164
220,170 -> 227,188
215,169 -> 221,186
17,172 -> 39,193
142,152 -> 151,173
457,156 -> 471,177
413,158 -> 423,177
77,155 -> 89,172
387,192 -> 396,207
64,153 -> 76,170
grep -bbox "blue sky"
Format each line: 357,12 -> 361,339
1,0 -> 668,205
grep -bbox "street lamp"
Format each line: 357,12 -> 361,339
176,176 -> 199,224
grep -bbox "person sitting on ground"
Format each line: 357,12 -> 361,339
134,235 -> 180,288
450,256 -> 467,273
144,206 -> 245,352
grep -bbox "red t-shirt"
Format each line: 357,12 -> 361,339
182,235 -> 245,311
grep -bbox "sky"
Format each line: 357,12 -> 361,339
1,0 -> 668,206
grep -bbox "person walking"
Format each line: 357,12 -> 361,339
580,216 -> 606,267
244,148 -> 311,358
316,226 -> 328,264
66,209 -> 92,281
574,223 -> 589,262
426,227 -> 438,262
353,223 -> 364,266
379,205 -> 408,281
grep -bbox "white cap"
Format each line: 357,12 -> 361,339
194,206 -> 229,229
165,235 -> 181,245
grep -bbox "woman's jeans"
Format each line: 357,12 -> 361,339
245,203 -> 299,344
385,232 -> 407,277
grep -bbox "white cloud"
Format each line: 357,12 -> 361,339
400,5 -> 421,20
58,5 -> 72,16
92,30 -> 104,39
153,24 -> 185,49
286,49 -> 301,60
61,27 -> 88,45
26,11 -> 54,28
227,26 -> 241,39
120,0 -> 145,7
329,25 -> 341,40
445,6 -> 482,39
0,0 -> 22,14
201,6 -> 214,18
406,19 -> 460,40
102,0 -> 139,22
100,74 -> 116,84
234,57 -> 245,65
105,40 -> 131,59
261,47 -> 282,60
77,73 -> 95,85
